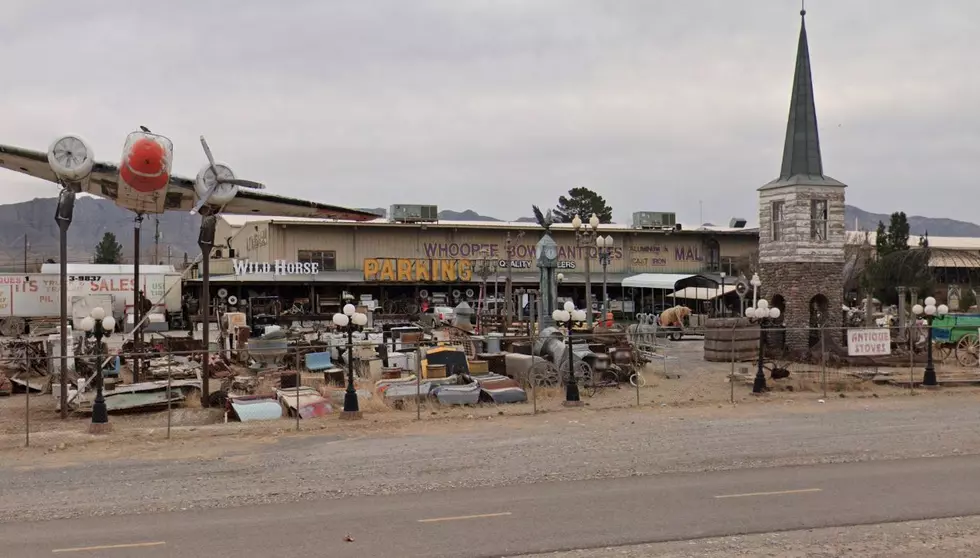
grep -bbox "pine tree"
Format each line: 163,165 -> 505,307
553,187 -> 614,223
94,232 -> 124,264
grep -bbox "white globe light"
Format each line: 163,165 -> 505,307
90,307 -> 105,321
343,303 -> 356,316
551,309 -> 563,322
79,316 -> 95,332
553,309 -> 571,323
563,300 -> 575,312
768,307 -> 781,320
925,297 -> 937,307
925,305 -> 936,316
750,273 -> 761,287
757,299 -> 769,310
938,304 -> 949,316
912,304 -> 924,316
102,316 -> 116,332
333,313 -> 349,327
572,309 -> 586,322
589,213 -> 600,230
571,214 -> 582,230
352,312 -> 368,326
745,307 -> 756,319
595,236 -> 604,248
557,273 -> 565,282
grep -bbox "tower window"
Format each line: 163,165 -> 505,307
810,199 -> 828,240
771,201 -> 785,241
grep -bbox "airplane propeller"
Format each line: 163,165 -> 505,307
190,135 -> 265,215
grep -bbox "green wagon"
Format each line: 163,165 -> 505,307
931,314 -> 980,367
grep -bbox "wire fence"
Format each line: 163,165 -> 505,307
0,321 -> 973,448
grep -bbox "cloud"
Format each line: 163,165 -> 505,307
1,0 -> 977,225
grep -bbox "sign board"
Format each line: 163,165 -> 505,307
847,328 -> 891,356
232,260 -> 319,276
0,274 -> 180,318
364,258 -> 473,282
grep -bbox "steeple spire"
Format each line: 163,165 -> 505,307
778,7 -> 823,180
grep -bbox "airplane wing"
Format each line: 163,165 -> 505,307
0,143 -> 379,221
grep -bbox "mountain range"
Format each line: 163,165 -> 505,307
0,198 -> 975,270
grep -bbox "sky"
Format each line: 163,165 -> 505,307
1,0 -> 977,227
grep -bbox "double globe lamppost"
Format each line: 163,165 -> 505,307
553,301 -> 587,406
77,307 -> 116,434
333,303 -> 368,419
912,297 -> 948,387
745,298 -> 780,394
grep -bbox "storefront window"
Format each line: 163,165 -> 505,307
298,250 -> 336,271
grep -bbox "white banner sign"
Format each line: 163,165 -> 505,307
847,328 -> 891,356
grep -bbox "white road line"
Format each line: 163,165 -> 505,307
714,488 -> 822,499
52,541 -> 166,553
418,512 -> 512,523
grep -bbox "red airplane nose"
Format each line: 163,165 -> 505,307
120,136 -> 170,193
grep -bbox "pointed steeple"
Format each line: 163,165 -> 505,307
762,7 -> 844,189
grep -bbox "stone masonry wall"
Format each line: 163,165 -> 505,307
759,261 -> 844,352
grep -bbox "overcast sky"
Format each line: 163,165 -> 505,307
1,0 -> 976,226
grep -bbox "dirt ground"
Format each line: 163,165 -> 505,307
2,337 -> 976,456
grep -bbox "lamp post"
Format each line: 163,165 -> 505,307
912,297 -> 948,387
596,234 -> 614,322
572,213 -> 600,326
54,189 -> 75,419
750,273 -> 761,309
745,298 -> 781,394
78,307 -> 116,434
719,271 -> 727,317
553,301 -> 587,406
475,249 -> 496,333
334,303 -> 368,419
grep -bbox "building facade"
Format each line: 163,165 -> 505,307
186,216 -> 757,316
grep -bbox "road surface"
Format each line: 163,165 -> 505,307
3,454 -> 979,557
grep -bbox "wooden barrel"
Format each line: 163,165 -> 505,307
703,318 -> 760,362
427,364 -> 447,379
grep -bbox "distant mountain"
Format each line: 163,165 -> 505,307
845,205 -> 980,237
358,207 -> 501,221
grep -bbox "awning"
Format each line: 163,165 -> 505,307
621,273 -> 716,290
671,285 -> 737,300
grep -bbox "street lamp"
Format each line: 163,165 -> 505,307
913,297 -> 949,387
596,234 -> 614,323
572,212 -> 600,325
77,306 -> 116,434
719,271 -> 727,317
750,273 -> 761,308
334,303 -> 368,419
553,300 -> 587,406
55,189 -> 76,419
745,298 -> 781,394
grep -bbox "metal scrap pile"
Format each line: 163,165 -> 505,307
0,336 -> 58,394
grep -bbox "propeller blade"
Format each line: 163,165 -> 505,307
190,183 -> 218,215
199,136 -> 219,175
218,178 -> 265,189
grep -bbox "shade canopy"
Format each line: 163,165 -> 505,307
621,273 -> 717,291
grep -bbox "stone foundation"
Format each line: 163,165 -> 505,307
758,262 -> 844,353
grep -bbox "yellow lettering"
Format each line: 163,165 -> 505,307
379,259 -> 396,281
441,259 -> 457,282
364,258 -> 379,280
415,259 -> 430,281
397,259 -> 412,282
458,259 -> 473,281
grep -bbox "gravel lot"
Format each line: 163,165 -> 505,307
2,392 -> 980,523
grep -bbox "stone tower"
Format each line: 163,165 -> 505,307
758,8 -> 846,352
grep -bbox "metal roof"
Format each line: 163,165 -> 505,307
761,10 -> 846,190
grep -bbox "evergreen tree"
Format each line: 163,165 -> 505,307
553,187 -> 614,223
94,232 -> 123,264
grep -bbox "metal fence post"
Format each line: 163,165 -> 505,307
730,324 -> 736,404
820,325 -> 827,399
295,347 -> 301,432
167,354 -> 172,440
24,350 -> 30,447
416,345 -> 422,420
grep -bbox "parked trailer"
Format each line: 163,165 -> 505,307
0,273 -> 181,334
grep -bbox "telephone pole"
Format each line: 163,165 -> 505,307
23,235 -> 29,273
153,217 -> 160,265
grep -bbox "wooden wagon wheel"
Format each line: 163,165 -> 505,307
0,317 -> 25,337
955,334 -> 980,367
933,341 -> 952,364
528,361 -> 560,388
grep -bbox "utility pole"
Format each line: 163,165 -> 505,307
23,235 -> 29,273
154,217 -> 160,265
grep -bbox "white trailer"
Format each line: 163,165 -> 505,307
0,270 -> 181,334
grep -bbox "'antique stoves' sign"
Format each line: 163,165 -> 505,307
233,259 -> 320,276
364,258 -> 473,282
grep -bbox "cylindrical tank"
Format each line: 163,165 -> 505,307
703,317 -> 760,362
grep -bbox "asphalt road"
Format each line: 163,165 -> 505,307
4,454 -> 980,557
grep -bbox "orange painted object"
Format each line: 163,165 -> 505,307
118,132 -> 173,194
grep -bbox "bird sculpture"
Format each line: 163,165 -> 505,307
531,205 -> 553,232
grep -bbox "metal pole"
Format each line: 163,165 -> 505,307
167,354 -> 172,439
923,316 -> 937,386
24,338 -> 30,447
730,324 -> 736,404
295,349 -> 300,432
56,198 -> 72,420
505,232 -> 514,329
752,319 -> 767,393
343,323 -> 361,417
583,236 -> 593,325
198,215 -> 216,407
89,323 -> 109,432
416,347 -> 421,420
23,235 -> 28,273
133,215 -> 143,384
563,320 -> 581,404
602,258 -> 609,323
821,323 -> 827,399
